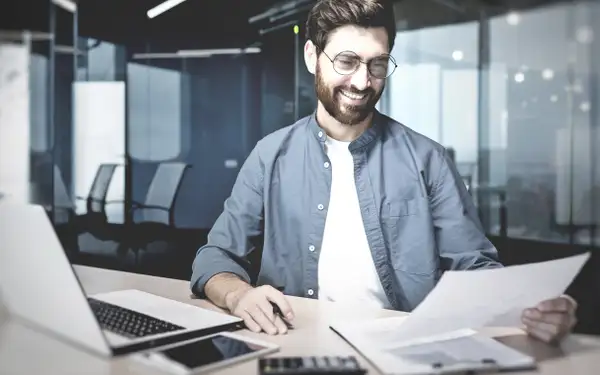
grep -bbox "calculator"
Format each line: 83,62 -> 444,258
258,356 -> 367,375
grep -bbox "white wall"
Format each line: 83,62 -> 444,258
72,81 -> 126,222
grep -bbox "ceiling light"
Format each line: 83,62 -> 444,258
54,45 -> 82,55
132,52 -> 190,59
177,47 -> 261,57
452,50 -> 463,61
506,12 -> 520,26
580,101 -> 591,112
52,0 -> 76,13
542,69 -> 554,80
147,0 -> 188,19
576,26 -> 594,44
514,72 -> 525,83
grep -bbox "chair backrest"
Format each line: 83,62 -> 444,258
87,163 -> 118,214
139,162 -> 189,225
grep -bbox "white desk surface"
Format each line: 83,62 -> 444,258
1,265 -> 599,375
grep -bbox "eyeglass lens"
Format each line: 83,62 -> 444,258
333,51 -> 394,78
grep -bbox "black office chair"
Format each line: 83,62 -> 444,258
73,164 -> 126,261
75,163 -> 119,228
120,162 -> 191,267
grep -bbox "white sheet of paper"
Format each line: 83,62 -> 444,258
391,252 -> 590,342
331,317 -> 535,374
369,332 -> 536,374
329,254 -> 589,374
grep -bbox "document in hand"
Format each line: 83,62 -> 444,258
330,252 -> 590,374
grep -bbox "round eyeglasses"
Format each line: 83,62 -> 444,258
320,50 -> 397,79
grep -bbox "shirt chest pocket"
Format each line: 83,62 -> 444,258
383,197 -> 419,218
380,197 -> 438,275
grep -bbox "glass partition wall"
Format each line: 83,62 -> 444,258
380,0 -> 599,249
1,0 -> 595,254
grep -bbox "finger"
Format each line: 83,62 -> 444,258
239,310 -> 261,333
537,297 -> 572,313
523,310 -> 568,326
264,287 -> 294,320
272,315 -> 289,335
523,317 -> 565,342
257,299 -> 277,324
246,305 -> 278,335
561,294 -> 578,311
525,324 -> 557,344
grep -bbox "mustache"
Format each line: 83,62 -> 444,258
336,86 -> 374,96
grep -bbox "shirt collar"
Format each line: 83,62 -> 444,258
307,109 -> 383,151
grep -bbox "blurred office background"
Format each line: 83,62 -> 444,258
0,0 -> 598,333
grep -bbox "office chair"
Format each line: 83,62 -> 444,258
73,163 -> 126,262
120,162 -> 191,267
75,163 -> 119,226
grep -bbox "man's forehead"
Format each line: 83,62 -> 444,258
325,25 -> 389,57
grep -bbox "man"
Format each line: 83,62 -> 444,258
191,0 -> 577,343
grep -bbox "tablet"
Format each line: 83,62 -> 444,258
132,332 -> 280,375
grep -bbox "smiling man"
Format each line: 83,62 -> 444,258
190,0 -> 577,344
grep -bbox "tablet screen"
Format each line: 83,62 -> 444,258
148,334 -> 268,370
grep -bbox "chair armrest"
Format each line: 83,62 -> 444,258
76,196 -> 109,203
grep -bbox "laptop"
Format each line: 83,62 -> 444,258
0,203 -> 244,357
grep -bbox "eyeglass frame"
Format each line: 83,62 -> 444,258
316,46 -> 398,79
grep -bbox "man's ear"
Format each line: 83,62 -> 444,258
304,40 -> 317,75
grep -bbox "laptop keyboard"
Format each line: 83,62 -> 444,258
88,297 -> 185,339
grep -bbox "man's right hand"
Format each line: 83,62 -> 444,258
225,285 -> 294,335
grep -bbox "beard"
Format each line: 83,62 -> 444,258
315,62 -> 383,126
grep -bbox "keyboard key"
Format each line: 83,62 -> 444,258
87,298 -> 184,338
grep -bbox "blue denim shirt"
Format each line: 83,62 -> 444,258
191,111 -> 502,312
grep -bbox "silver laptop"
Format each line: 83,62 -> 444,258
0,203 -> 244,357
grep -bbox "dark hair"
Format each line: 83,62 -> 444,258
305,0 -> 397,53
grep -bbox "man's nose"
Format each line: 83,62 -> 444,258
350,63 -> 371,91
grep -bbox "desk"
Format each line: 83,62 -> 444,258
1,266 -> 600,375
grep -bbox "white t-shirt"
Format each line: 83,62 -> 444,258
317,136 -> 392,309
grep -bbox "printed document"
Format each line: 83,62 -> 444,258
330,253 -> 590,374
390,252 -> 589,342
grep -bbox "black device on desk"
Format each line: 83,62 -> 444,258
259,356 -> 367,375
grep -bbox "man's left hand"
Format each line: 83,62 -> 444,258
522,295 -> 578,344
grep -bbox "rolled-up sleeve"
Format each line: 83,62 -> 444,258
429,149 -> 503,271
190,143 -> 265,298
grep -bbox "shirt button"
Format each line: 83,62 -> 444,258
317,204 -> 324,210
309,245 -> 315,252
318,131 -> 323,137
307,289 -> 314,296
324,162 -> 330,169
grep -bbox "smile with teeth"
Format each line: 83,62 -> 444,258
340,90 -> 367,100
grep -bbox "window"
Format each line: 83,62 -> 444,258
127,62 -> 184,161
